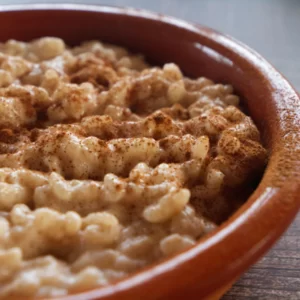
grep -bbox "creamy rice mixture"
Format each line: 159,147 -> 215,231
0,37 -> 267,298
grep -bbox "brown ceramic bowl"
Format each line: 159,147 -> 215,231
0,4 -> 299,300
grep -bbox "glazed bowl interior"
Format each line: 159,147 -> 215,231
0,5 -> 299,300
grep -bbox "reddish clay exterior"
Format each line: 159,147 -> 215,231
0,5 -> 299,300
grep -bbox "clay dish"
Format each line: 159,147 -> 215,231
0,4 -> 299,300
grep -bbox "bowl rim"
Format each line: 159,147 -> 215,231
0,4 -> 299,300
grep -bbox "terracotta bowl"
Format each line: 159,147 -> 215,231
0,4 -> 299,300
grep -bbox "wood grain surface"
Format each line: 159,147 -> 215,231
0,0 -> 299,299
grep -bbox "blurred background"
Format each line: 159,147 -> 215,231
0,0 -> 299,299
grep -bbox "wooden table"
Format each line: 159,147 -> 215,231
1,0 -> 299,298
